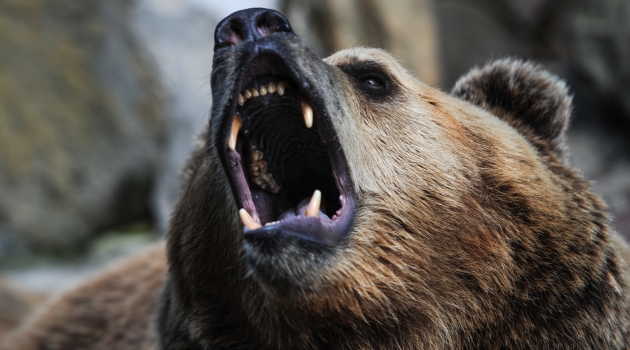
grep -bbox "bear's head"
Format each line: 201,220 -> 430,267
160,9 -> 627,349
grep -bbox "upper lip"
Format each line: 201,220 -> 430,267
213,36 -> 356,246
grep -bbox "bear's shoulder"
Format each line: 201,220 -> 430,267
0,243 -> 166,350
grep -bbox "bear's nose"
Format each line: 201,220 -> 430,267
214,8 -> 293,50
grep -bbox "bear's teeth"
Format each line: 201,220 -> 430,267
256,173 -> 280,194
228,115 -> 241,151
277,81 -> 286,96
305,190 -> 322,217
239,81 -> 287,105
249,160 -> 267,176
248,149 -> 281,193
250,149 -> 263,162
239,208 -> 261,230
302,98 -> 314,128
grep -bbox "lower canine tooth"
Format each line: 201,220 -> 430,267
238,94 -> 245,106
239,209 -> 261,230
302,99 -> 314,128
228,115 -> 242,151
305,190 -> 322,217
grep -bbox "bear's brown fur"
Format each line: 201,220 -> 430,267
0,244 -> 165,349
3,9 -> 630,350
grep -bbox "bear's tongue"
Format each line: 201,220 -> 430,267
231,76 -> 341,227
276,196 -> 329,223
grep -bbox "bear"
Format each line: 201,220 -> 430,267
2,8 -> 629,350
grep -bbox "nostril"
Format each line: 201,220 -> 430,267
215,18 -> 247,48
229,22 -> 244,45
256,19 -> 272,37
256,12 -> 292,37
214,9 -> 294,50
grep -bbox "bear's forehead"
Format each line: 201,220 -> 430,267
324,47 -> 395,64
323,48 -> 414,84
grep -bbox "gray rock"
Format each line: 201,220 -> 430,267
131,0 -> 218,233
0,0 -> 166,254
279,0 -> 440,86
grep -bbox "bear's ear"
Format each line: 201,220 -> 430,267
452,59 -> 572,158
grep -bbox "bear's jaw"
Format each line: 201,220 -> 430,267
218,47 -> 356,248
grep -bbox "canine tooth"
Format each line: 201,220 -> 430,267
305,190 -> 322,217
268,82 -> 276,94
260,86 -> 268,96
244,90 -> 252,99
238,94 -> 245,106
250,150 -> 263,162
228,115 -> 242,151
277,81 -> 286,96
239,209 -> 261,230
251,88 -> 259,97
302,99 -> 314,128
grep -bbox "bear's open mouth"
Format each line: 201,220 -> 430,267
220,53 -> 355,246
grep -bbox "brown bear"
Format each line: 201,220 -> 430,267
2,8 -> 629,350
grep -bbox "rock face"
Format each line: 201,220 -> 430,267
0,0 -> 166,254
279,0 -> 441,86
132,1 -> 217,234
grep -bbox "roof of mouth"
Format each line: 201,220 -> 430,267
216,43 -> 357,246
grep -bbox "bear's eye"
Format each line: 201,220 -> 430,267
338,60 -> 399,102
362,77 -> 384,89
355,71 -> 393,99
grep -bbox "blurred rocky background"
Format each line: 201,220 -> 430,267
0,0 -> 628,340
0,0 -> 166,256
